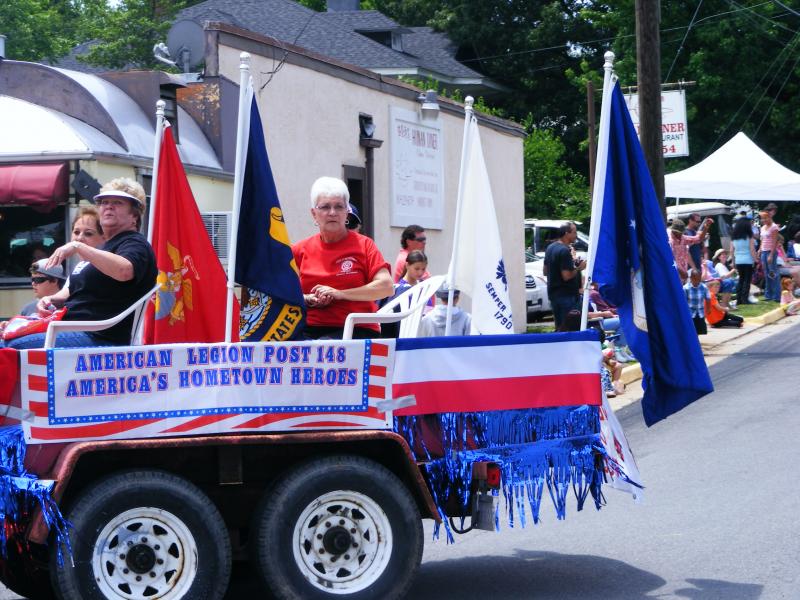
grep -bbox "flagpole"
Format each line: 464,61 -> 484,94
581,51 -> 616,331
225,52 -> 253,343
147,100 -> 166,244
444,96 -> 475,335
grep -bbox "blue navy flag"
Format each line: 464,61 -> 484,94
592,83 -> 713,426
235,97 -> 305,341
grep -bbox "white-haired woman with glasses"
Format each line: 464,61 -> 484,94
292,176 -> 393,339
4,178 -> 157,349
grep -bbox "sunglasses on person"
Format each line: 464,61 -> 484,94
31,276 -> 52,284
413,236 -> 427,242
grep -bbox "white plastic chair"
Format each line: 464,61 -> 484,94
44,283 -> 159,349
342,274 -> 446,340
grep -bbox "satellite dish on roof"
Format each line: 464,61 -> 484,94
167,19 -> 205,72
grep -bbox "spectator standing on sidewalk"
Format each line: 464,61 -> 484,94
685,212 -> 705,275
759,210 -> 781,301
543,222 -> 586,329
684,269 -> 711,335
669,218 -> 711,283
731,216 -> 758,305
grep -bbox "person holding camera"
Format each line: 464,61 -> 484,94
543,221 -> 587,330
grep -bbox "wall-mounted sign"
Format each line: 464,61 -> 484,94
624,89 -> 689,158
389,107 -> 444,229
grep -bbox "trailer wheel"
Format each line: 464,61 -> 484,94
250,455 -> 423,600
50,470 -> 231,600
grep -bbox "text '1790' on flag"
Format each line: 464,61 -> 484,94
235,97 -> 305,342
591,82 -> 713,426
144,125 -> 237,344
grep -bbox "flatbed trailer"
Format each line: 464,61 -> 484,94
0,331 -> 640,599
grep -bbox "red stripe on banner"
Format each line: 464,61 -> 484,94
28,375 -> 47,392
369,365 -> 387,377
27,351 -> 47,366
160,414 -> 237,434
367,385 -> 385,399
29,400 -> 48,418
29,419 -> 160,441
233,413 -> 295,429
371,343 -> 389,357
392,373 -> 601,416
291,421 -> 365,428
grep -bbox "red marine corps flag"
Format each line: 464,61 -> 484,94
143,125 -> 238,343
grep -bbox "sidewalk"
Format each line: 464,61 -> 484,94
611,307 -> 797,411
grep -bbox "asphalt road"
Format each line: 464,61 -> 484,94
4,320 -> 798,599
409,319 -> 800,600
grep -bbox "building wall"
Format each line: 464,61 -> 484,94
216,42 -> 526,330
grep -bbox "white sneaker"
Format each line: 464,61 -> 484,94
748,295 -> 759,303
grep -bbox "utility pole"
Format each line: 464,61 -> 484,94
635,0 -> 665,215
586,80 -> 596,199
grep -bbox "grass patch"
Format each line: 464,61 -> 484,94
527,323 -> 555,333
732,299 -> 781,318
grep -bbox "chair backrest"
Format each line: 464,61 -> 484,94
378,275 -> 444,338
44,283 -> 159,349
342,274 -> 445,340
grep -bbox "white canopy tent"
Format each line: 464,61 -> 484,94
665,132 -> 800,201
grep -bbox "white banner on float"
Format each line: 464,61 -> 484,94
389,106 -> 444,229
45,341 -> 376,423
624,89 -> 689,158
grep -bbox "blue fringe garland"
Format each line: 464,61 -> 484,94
395,406 -> 606,542
0,426 -> 70,564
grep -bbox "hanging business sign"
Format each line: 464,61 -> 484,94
389,107 -> 444,229
624,89 -> 689,158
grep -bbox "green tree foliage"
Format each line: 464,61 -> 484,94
524,124 -> 590,220
0,0 -> 103,62
577,1 -> 800,172
81,1 -> 196,69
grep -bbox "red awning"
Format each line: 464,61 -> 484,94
0,163 -> 69,211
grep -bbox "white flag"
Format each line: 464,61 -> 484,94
451,114 -> 513,334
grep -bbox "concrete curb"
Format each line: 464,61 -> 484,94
744,306 -> 785,325
619,309 -> 786,385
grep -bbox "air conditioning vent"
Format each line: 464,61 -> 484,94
200,211 -> 230,267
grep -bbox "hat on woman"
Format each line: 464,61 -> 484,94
670,219 -> 686,234
712,248 -> 727,261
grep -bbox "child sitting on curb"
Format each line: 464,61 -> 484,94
704,279 -> 744,328
780,277 -> 800,315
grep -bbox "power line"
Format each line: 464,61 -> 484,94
664,0 -> 705,82
705,30 -> 800,156
459,0 -> 790,66
754,40 -> 800,135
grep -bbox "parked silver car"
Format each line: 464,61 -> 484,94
525,250 -> 551,320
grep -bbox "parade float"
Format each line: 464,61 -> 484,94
0,51 -> 718,600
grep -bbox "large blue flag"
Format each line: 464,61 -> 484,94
235,98 -> 305,341
592,83 -> 713,426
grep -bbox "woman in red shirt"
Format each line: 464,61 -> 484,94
293,177 -> 393,339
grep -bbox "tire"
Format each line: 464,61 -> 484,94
250,455 -> 423,600
50,470 -> 231,600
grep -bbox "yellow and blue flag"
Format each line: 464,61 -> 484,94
235,98 -> 305,341
592,83 -> 713,426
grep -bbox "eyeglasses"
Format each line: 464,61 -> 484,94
413,236 -> 427,242
314,204 -> 348,213
31,276 -> 51,284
